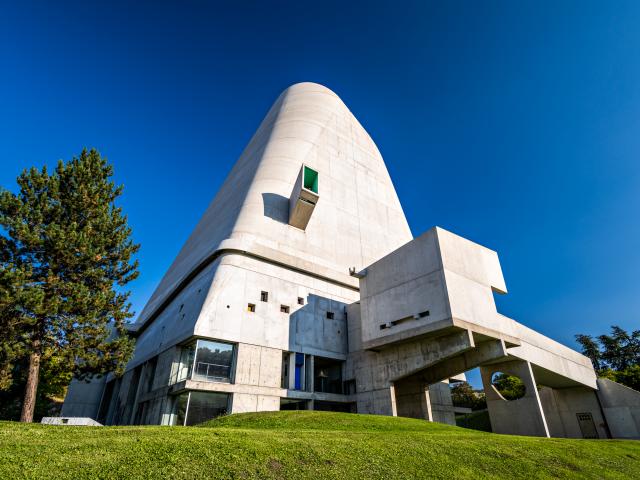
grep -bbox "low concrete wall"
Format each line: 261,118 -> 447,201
539,386 -> 608,439
597,378 -> 640,439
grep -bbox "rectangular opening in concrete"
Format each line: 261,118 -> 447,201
326,311 -> 334,320
298,297 -> 304,305
314,356 -> 344,394
172,391 -> 229,426
97,379 -> 116,425
173,338 -> 235,385
294,353 -> 305,390
313,401 -> 355,413
280,305 -> 290,314
261,291 -> 268,302
192,339 -> 234,383
303,166 -> 318,194
280,399 -> 309,411
281,352 -> 308,390
281,352 -> 289,388
247,303 -> 256,312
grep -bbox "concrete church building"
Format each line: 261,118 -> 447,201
63,82 -> 640,439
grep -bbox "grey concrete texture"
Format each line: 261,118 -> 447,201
597,378 -> 640,439
41,417 -> 103,426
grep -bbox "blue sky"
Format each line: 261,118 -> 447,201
1,1 -> 639,386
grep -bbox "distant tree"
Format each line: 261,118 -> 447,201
450,381 -> 487,411
0,149 -> 138,422
575,326 -> 640,391
575,334 -> 602,371
491,373 -> 526,400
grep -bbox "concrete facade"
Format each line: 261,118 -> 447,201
63,82 -> 640,437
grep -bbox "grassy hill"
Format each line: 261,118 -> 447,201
1,411 -> 639,479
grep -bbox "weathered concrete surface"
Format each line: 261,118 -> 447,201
597,378 -> 640,439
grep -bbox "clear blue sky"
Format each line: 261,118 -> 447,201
2,1 -> 639,379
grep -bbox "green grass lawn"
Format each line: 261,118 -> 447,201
1,411 -> 639,479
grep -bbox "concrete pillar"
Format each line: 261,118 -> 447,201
307,355 -> 314,392
480,359 -> 550,437
393,376 -> 430,420
288,354 -> 296,390
426,381 -> 456,426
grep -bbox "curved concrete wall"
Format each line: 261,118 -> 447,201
136,82 -> 412,330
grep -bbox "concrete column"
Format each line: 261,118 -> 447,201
393,375 -> 430,420
288,353 -> 296,390
307,355 -> 314,392
480,359 -> 549,437
427,381 -> 456,426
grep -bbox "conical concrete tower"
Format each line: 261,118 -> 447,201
66,83 -> 414,425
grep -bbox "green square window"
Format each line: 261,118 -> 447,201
303,166 -> 318,194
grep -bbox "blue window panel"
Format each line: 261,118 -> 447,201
294,353 -> 304,390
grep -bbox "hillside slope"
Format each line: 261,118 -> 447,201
1,411 -> 638,479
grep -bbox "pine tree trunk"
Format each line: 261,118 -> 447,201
20,339 -> 41,423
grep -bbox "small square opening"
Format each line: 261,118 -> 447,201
281,305 -> 290,314
247,303 -> 256,313
303,166 -> 318,194
326,311 -> 334,320
261,291 -> 268,302
298,297 -> 304,305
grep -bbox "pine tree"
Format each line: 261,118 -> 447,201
0,149 -> 138,422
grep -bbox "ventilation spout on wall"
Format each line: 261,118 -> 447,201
289,164 -> 319,230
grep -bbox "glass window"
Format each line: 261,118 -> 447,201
173,343 -> 195,384
173,391 -> 229,426
314,356 -> 344,394
172,339 -> 235,385
294,353 -> 305,390
174,392 -> 189,426
193,339 -> 234,383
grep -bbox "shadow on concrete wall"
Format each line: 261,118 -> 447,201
261,192 -> 290,224
287,293 -> 349,356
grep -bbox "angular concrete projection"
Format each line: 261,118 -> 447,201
289,164 -> 319,230
62,82 -> 636,438
359,227 -> 513,351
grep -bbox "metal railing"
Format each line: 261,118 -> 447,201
193,361 -> 231,382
